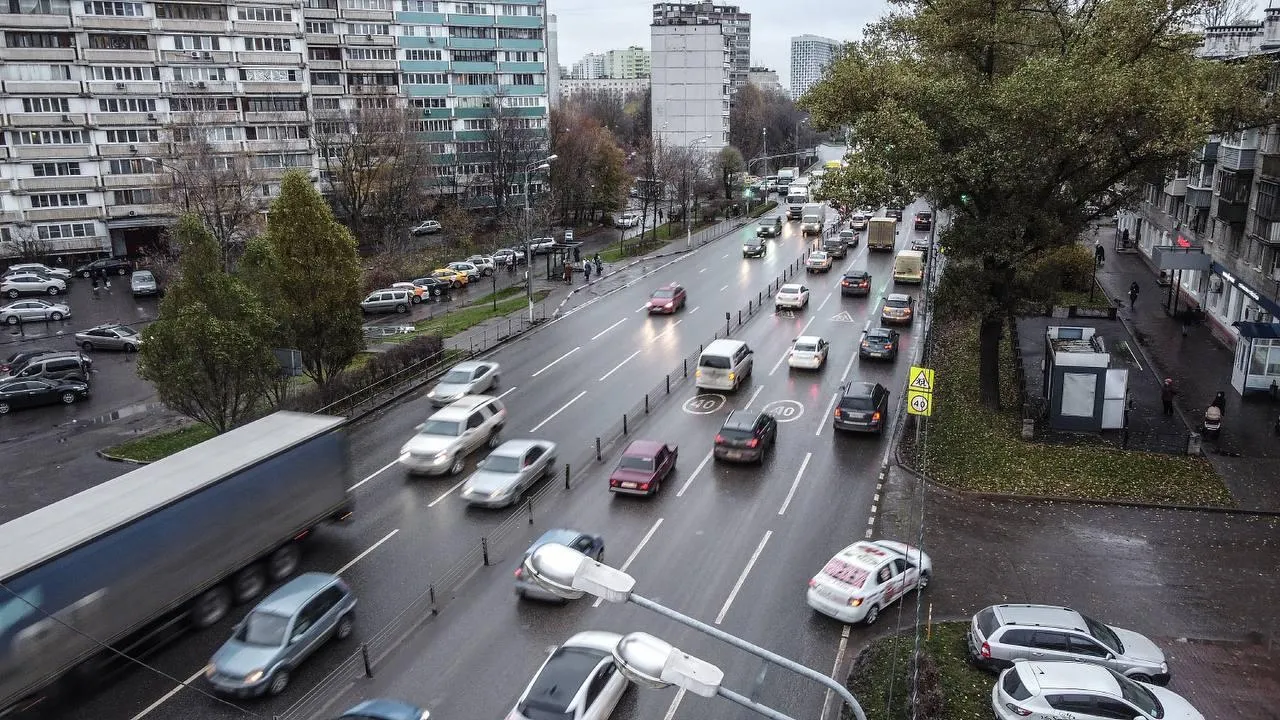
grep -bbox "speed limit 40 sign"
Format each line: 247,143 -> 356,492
907,390 -> 932,416
907,365 -> 935,417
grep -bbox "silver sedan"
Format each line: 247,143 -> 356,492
427,360 -> 500,407
459,439 -> 557,508
1,299 -> 71,325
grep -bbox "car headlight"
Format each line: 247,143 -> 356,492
244,669 -> 265,684
204,663 -> 216,678
435,450 -> 449,459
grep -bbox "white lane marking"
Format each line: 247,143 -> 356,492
816,292 -> 833,312
495,386 -> 517,400
721,253 -> 730,259
348,458 -> 397,491
593,517 -> 664,608
600,350 -> 642,381
530,391 -> 587,432
530,346 -> 581,377
719,284 -> 729,292
337,528 -> 400,574
715,530 -> 773,624
778,452 -> 813,515
591,318 -> 627,341
676,450 -> 714,497
840,345 -> 859,382
742,385 -> 764,410
820,626 -> 854,720
768,316 -> 816,376
699,267 -> 707,273
651,318 -> 683,342
689,305 -> 700,314
635,305 -> 649,313
427,477 -> 469,508
663,688 -> 687,720
817,392 -> 839,436
129,670 -> 205,720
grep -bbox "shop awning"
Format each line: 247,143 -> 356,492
1233,321 -> 1280,339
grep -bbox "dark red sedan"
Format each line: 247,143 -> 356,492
609,440 -> 678,496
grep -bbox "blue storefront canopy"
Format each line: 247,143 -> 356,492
1233,321 -> 1280,339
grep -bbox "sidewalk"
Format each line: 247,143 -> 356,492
1092,225 -> 1280,511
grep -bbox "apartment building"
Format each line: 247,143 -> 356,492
747,65 -> 781,93
570,52 -> 605,79
603,46 -> 650,79
652,2 -> 749,92
1122,13 -> 1280,354
789,34 -> 839,101
0,0 -> 549,261
559,76 -> 649,101
650,22 -> 729,151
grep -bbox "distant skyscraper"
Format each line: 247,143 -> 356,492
653,2 -> 751,92
790,34 -> 840,100
571,53 -> 606,79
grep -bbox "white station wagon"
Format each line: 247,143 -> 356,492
807,540 -> 932,625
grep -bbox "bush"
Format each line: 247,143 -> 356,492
750,200 -> 779,218
1025,244 -> 1095,300
362,251 -> 446,293
282,335 -> 446,412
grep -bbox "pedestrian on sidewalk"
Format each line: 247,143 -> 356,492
583,260 -> 592,282
91,276 -> 100,298
1129,281 -> 1140,308
1211,391 -> 1227,417
1161,378 -> 1177,416
1094,241 -> 1105,266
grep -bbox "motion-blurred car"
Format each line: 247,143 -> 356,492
992,662 -> 1202,720
840,270 -> 871,297
427,360 -> 500,406
885,207 -> 904,220
130,270 -> 160,297
859,328 -> 900,361
647,283 -> 686,314
73,257 -> 132,278
913,211 -> 933,231
4,263 -> 72,280
615,212 -> 641,228
713,410 -> 777,463
459,439 -> 557,508
205,572 -> 356,697
742,237 -> 767,258
787,335 -> 829,370
608,439 -> 677,497
431,268 -> 468,288
1,299 -> 70,325
411,219 -> 442,235
0,377 -> 90,415
2,272 -> 65,298
774,283 -> 810,309
805,251 -> 833,273
337,699 -> 430,720
881,293 -> 916,326
490,248 -> 527,267
506,631 -> 628,720
514,529 -> 605,601
806,539 -> 932,625
75,323 -> 142,352
910,236 -> 931,255
397,395 -> 507,476
833,381 -> 890,434
840,228 -> 859,247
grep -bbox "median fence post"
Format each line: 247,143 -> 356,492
429,585 -> 438,615
684,358 -> 688,377
564,463 -> 571,489
525,498 -> 534,523
738,309 -> 742,326
725,312 -> 731,336
623,414 -> 628,434
481,537 -> 491,566
666,374 -> 671,394
645,394 -> 650,414
361,643 -> 373,678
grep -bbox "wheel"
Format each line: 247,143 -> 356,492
4,316 -> 16,326
80,341 -> 94,351
863,603 -> 881,625
191,586 -> 232,628
60,391 -> 77,405
6,289 -> 17,299
334,613 -> 354,641
232,564 -> 267,603
81,270 -> 91,278
50,311 -> 63,321
48,286 -> 60,295
486,429 -> 501,448
124,343 -> 137,353
449,455 -> 465,475
395,304 -> 407,313
917,571 -> 930,591
0,402 -> 10,414
410,294 -> 422,304
596,549 -> 605,563
432,287 -> 442,297
267,544 -> 301,581
267,669 -> 290,696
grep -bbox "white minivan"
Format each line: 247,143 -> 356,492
695,339 -> 754,391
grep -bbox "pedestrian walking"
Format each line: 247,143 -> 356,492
583,260 -> 592,282
1094,241 -> 1105,266
594,257 -> 603,276
573,246 -> 581,263
1161,378 -> 1177,416
562,261 -> 572,284
1129,281 -> 1140,308
91,276 -> 100,297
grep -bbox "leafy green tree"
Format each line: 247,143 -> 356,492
802,0 -> 1272,408
138,214 -> 277,432
251,170 -> 365,387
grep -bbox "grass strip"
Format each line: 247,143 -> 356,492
104,424 -> 217,463
844,622 -> 991,720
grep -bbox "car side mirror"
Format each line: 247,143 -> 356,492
415,423 -> 425,431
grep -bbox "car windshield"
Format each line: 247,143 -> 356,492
794,342 -> 819,353
780,284 -> 802,294
718,427 -> 754,440
239,610 -> 290,646
419,419 -> 463,436
886,297 -> 910,308
867,331 -> 892,342
1082,614 -> 1123,653
1112,669 -> 1162,717
758,221 -> 774,227
822,558 -> 869,588
810,253 -> 827,260
133,272 -> 154,282
840,230 -> 854,237
652,289 -> 675,299
619,455 -> 655,472
441,369 -> 473,384
480,453 -> 522,473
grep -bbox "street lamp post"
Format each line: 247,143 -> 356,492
761,127 -> 768,174
685,135 -> 711,251
524,543 -> 869,720
523,155 -> 557,322
794,118 -> 809,169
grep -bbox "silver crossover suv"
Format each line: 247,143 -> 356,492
969,604 -> 1170,685
397,395 -> 507,475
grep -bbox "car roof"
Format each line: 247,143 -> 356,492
622,439 -> 666,456
1016,660 -> 1121,695
795,335 -> 823,344
842,381 -> 879,398
992,604 -> 1086,631
843,269 -> 870,277
450,360 -> 491,372
492,438 -> 544,456
886,293 -> 912,302
527,528 -> 586,553
866,327 -> 895,337
522,642 -> 611,713
833,541 -> 898,570
340,699 -> 425,720
432,394 -> 498,419
254,572 -> 341,615
721,410 -> 763,430
779,283 -> 803,291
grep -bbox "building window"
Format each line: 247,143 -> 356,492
104,128 -> 160,143
244,97 -> 305,112
7,0 -> 72,14
112,188 -> 155,204
83,1 -> 144,16
342,0 -> 390,9
250,152 -> 311,169
500,3 -> 539,15
98,97 -> 157,112
503,51 -> 538,62
240,68 -> 298,82
455,73 -> 496,85
347,47 -> 395,60
87,33 -> 147,49
173,66 -> 226,81
1257,181 -> 1280,221
37,223 -> 95,240
404,72 -> 447,84
32,162 -> 81,177
312,97 -> 340,110
171,96 -> 237,112
245,125 -> 309,140
497,27 -> 540,40
462,118 -> 491,130
172,126 -> 235,142
5,31 -> 74,48
4,64 -> 72,81
154,2 -> 225,19
415,118 -> 452,131
310,71 -> 341,86
425,141 -> 448,153
454,2 -> 490,14
499,95 -> 540,107
355,97 -> 393,109
244,36 -> 291,51
350,23 -> 390,35
11,130 -> 87,145
452,49 -> 496,62
21,97 -> 71,113
1218,170 -> 1251,203
237,6 -> 288,21
409,97 -> 447,108
347,73 -> 397,86
449,26 -> 492,38
108,158 -> 159,174
173,34 -> 220,50
406,49 -> 442,60
403,0 -> 440,11
508,73 -> 535,85
90,65 -> 157,81
305,21 -> 333,33
30,193 -> 88,208
309,46 -> 340,61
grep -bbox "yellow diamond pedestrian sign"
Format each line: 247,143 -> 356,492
908,366 -> 935,393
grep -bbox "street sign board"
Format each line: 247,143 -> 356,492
907,390 -> 933,416
908,366 -> 935,393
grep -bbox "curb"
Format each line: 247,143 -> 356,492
95,449 -> 151,465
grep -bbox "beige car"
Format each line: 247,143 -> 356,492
805,251 -> 833,273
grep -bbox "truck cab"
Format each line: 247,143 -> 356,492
786,180 -> 811,220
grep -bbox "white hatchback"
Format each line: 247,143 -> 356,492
774,283 -> 810,309
806,540 -> 932,625
787,335 -> 829,370
508,631 -> 629,720
993,661 -> 1204,720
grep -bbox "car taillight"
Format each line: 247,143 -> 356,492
847,597 -> 863,607
980,641 -> 991,659
807,579 -> 818,588
747,438 -> 759,448
834,408 -> 842,418
884,343 -> 893,349
514,567 -> 523,579
872,411 -> 882,422
1004,704 -> 1033,717
860,341 -> 869,348
841,280 -> 850,286
639,482 -> 650,491
715,434 -> 724,444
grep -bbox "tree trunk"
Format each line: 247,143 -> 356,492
978,313 -> 1004,411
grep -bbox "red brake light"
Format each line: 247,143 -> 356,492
639,482 -> 650,491
747,438 -> 759,448
980,641 -> 991,659
715,434 -> 724,444
807,579 -> 818,588
871,411 -> 882,422
834,408 -> 842,418
514,567 -> 523,579
1004,704 -> 1033,717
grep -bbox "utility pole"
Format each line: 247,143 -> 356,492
523,155 -> 557,322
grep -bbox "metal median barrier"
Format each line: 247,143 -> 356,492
272,259 -> 807,720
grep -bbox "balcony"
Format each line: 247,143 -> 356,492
26,206 -> 104,223
13,145 -> 92,161
107,204 -> 168,220
19,175 -> 97,192
238,50 -> 303,64
1200,139 -> 1220,163
156,18 -> 228,33
98,142 -> 162,158
0,12 -> 70,28
1,46 -> 77,62
342,34 -> 394,46
1186,186 -> 1213,208
161,49 -> 234,64
1217,197 -> 1249,224
242,81 -> 306,95
7,113 -> 86,127
78,15 -> 151,31
164,80 -> 235,94
88,80 -> 162,96
82,48 -> 156,64
1163,177 -> 1188,196
1218,144 -> 1257,171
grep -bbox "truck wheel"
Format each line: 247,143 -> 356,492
232,564 -> 266,603
191,586 -> 232,628
267,670 -> 290,696
267,544 -> 301,581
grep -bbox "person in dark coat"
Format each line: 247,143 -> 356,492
1161,378 -> 1177,416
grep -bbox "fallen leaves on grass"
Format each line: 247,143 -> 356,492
104,423 -> 216,463
844,622 -> 991,720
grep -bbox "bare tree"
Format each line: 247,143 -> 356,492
472,93 -> 548,231
0,224 -> 53,262
313,100 -> 433,253
159,113 -> 269,270
1195,0 -> 1257,28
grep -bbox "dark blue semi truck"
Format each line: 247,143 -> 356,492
0,411 -> 355,716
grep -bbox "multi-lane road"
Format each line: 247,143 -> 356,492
63,199 -> 934,720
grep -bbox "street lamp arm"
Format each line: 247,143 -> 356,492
629,594 -> 868,720
715,686 -> 798,720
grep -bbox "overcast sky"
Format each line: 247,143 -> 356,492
549,0 -> 892,89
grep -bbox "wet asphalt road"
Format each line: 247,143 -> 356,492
54,203 -> 937,720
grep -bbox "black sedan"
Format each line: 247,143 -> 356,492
0,377 -> 90,414
859,328 -> 901,361
73,258 -> 132,278
742,238 -> 767,258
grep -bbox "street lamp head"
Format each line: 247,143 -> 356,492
545,154 -> 558,162
612,632 -> 724,698
523,543 -> 636,603
536,163 -> 550,171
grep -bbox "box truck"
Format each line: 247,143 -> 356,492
868,216 -> 897,251
774,167 -> 799,193
786,179 -> 811,220
0,412 -> 355,716
801,203 -> 827,236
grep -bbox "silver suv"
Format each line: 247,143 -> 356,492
397,395 -> 507,475
361,288 -> 411,314
969,604 -> 1170,685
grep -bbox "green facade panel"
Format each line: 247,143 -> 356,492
451,61 -> 498,72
